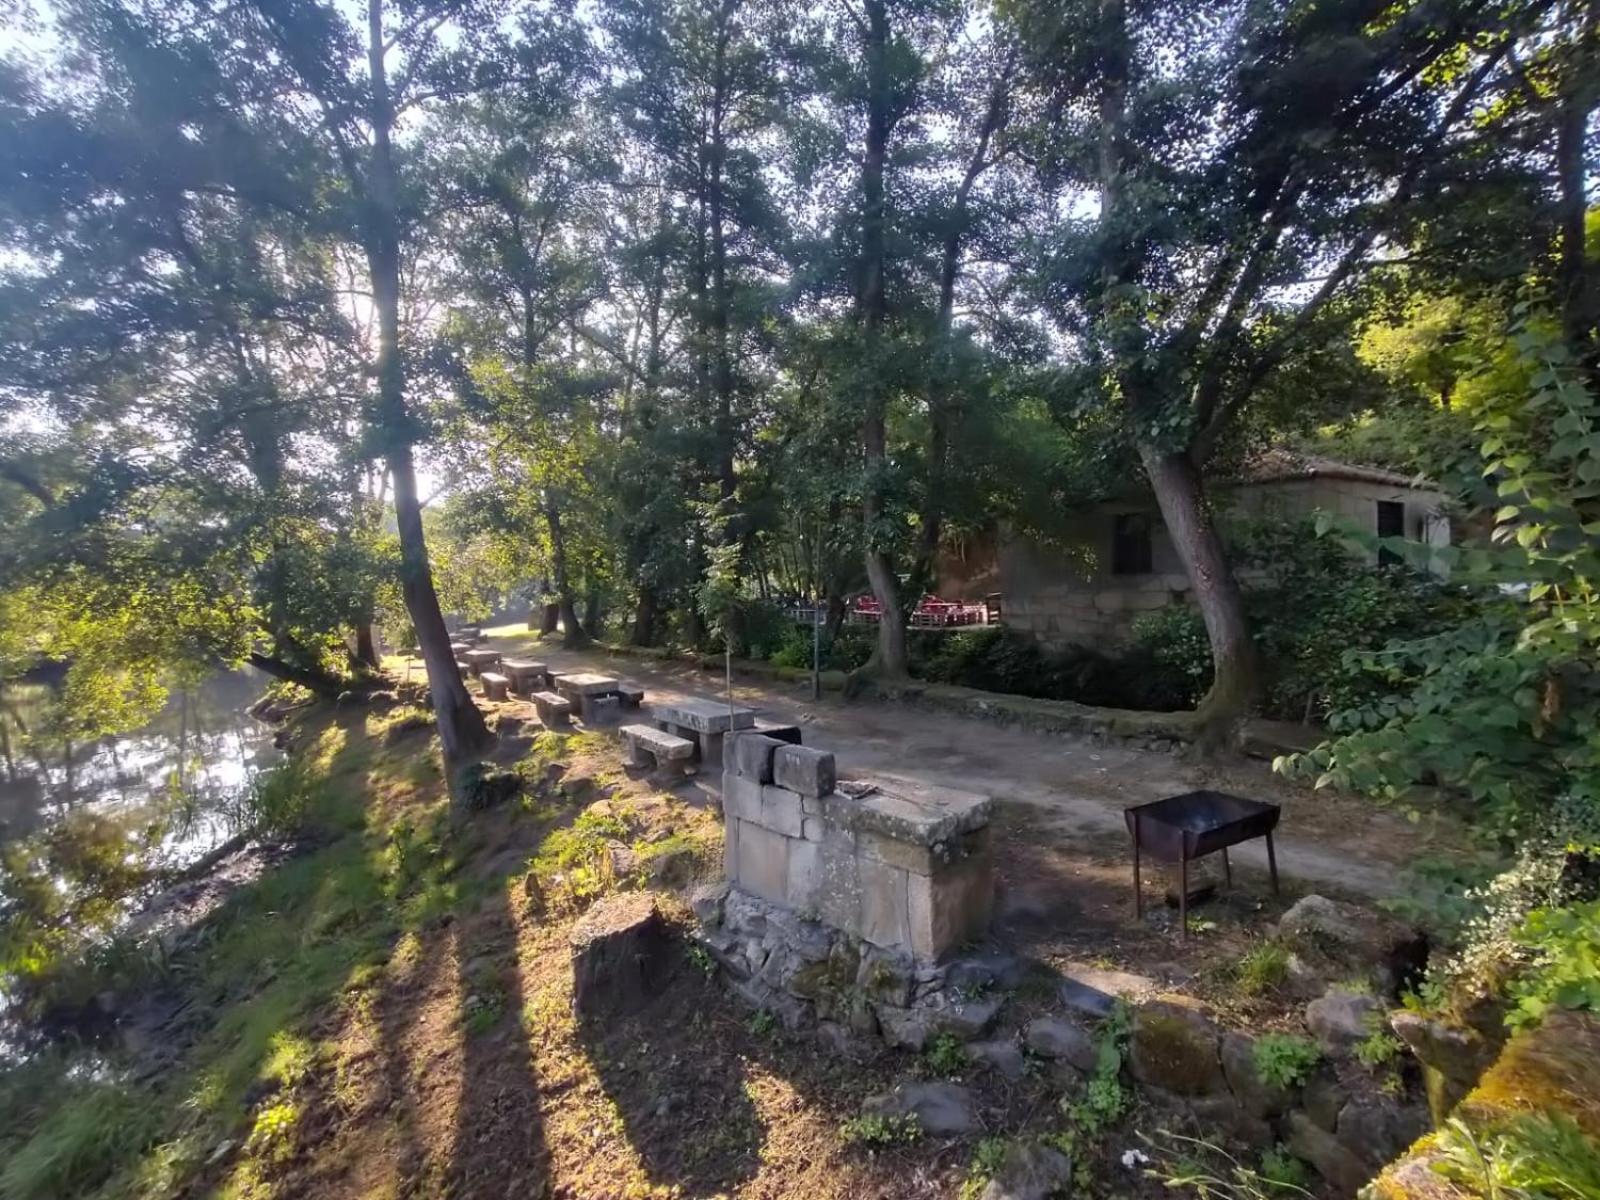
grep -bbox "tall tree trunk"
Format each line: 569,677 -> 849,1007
354,622 -> 379,670
1139,447 -> 1259,740
857,0 -> 907,679
364,0 -> 489,768
545,493 -> 586,647
541,601 -> 560,635
631,585 -> 658,646
709,4 -> 737,510
583,585 -> 602,641
1556,27 -> 1597,379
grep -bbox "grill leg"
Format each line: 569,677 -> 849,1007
1265,831 -> 1280,897
1222,846 -> 1232,888
1132,818 -> 1144,919
1179,854 -> 1189,938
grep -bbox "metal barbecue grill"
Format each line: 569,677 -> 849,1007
1125,791 -> 1282,935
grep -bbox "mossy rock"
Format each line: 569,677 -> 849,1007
1128,998 -> 1225,1096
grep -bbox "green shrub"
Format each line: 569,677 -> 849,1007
0,1078 -> 162,1200
1252,1034 -> 1321,1090
1235,941 -> 1290,995
923,1032 -> 968,1078
839,1112 -> 921,1146
1507,898 -> 1600,1029
1434,1111 -> 1600,1200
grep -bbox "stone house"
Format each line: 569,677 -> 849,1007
964,451 -> 1452,648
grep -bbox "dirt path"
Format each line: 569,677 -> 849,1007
487,634 -> 1468,902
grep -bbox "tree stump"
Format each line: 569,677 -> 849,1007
569,892 -> 669,1019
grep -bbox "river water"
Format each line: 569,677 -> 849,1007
0,669 -> 279,865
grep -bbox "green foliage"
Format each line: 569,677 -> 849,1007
746,1008 -> 777,1038
1257,1146 -> 1313,1193
1506,900 -> 1600,1030
1433,1112 -> 1600,1200
528,808 -> 633,910
839,1112 -> 921,1147
1060,1000 -> 1133,1138
923,1033 -> 969,1079
1235,942 -> 1290,996
227,756 -> 326,837
1251,1035 -> 1321,1090
959,1137 -> 1010,1200
453,761 -> 522,812
1354,1029 -> 1405,1071
0,1076 -> 163,1200
1282,322 -> 1600,839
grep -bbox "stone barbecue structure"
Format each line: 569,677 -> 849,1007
721,734 -> 995,961
695,730 -> 1003,1047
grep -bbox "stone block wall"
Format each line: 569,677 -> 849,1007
720,734 -> 994,963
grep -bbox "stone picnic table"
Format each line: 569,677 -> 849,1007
647,696 -> 756,766
461,648 -> 502,676
500,658 -> 548,694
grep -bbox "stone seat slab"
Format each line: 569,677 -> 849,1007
621,723 -> 695,770
480,671 -> 510,701
752,718 -> 802,745
617,681 -> 646,708
533,690 -> 573,728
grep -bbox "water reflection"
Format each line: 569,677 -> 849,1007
0,669 -> 278,865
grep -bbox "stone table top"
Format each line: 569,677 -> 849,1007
502,658 -> 546,671
648,697 -> 756,733
827,773 -> 993,846
462,648 -> 502,663
555,672 -> 620,696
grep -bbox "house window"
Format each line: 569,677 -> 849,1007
1112,512 -> 1153,575
1376,500 -> 1405,567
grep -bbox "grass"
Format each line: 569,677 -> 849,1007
0,705 -> 495,1200
1234,941 -> 1290,995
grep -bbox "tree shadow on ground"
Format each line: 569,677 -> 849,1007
446,877 -> 550,1195
574,951 -> 767,1193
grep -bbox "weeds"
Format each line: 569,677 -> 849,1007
1251,1034 -> 1321,1090
923,1032 -> 968,1079
1234,942 -> 1290,995
840,1112 -> 922,1146
1433,1112 -> 1600,1200
959,1137 -> 1009,1200
1354,1028 -> 1404,1071
684,942 -> 716,978
746,1009 -> 777,1038
1142,1130 -> 1316,1198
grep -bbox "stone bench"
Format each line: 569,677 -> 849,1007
480,671 -> 510,701
454,660 -> 471,679
556,673 -> 621,724
621,723 -> 695,772
533,691 -> 573,728
617,681 -> 646,709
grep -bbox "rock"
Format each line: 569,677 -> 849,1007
1057,963 -> 1159,1019
1186,1093 -> 1275,1150
1335,1093 -> 1428,1170
1276,894 -> 1427,998
857,946 -> 915,1008
1219,1032 -> 1294,1118
862,1080 -> 979,1136
1284,1109 -> 1371,1195
978,1140 -> 1074,1200
919,995 -> 1003,1041
1024,1017 -> 1099,1074
1129,1000 -> 1225,1096
1300,1068 -> 1346,1131
690,881 -> 730,928
1305,987 -> 1383,1056
569,892 -> 670,1019
966,1039 -> 1026,1081
946,950 -> 1026,994
876,1005 -> 933,1051
1389,1008 -> 1501,1125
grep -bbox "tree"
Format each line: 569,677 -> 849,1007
1005,0 -> 1546,737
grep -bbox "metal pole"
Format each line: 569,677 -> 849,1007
812,517 -> 821,701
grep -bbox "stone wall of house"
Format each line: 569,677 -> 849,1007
1000,476 -> 1452,648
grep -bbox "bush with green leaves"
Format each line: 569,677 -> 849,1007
1251,1034 -> 1321,1090
1281,320 -> 1600,840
